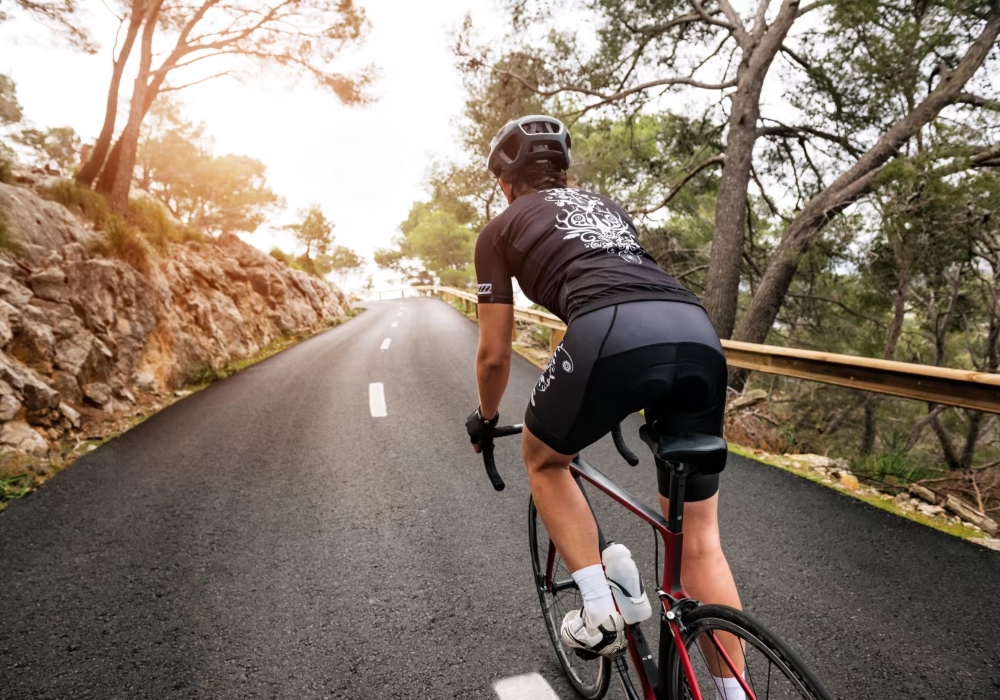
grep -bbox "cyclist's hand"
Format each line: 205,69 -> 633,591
465,407 -> 499,453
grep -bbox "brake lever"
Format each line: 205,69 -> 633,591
611,423 -> 640,466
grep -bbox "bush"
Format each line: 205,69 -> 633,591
127,196 -> 176,249
127,196 -> 208,248
42,180 -> 112,227
90,215 -> 151,275
269,247 -> 308,273
853,452 -> 944,485
0,210 -> 21,254
182,362 -> 225,386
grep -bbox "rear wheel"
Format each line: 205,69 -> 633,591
667,604 -> 833,700
528,497 -> 611,699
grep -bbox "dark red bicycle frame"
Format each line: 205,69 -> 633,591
541,454 -> 755,700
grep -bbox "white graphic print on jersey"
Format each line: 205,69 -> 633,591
545,189 -> 645,264
531,343 -> 574,407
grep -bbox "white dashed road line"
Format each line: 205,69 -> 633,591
494,673 -> 561,700
380,338 -> 391,350
368,383 -> 387,418
391,321 -> 398,328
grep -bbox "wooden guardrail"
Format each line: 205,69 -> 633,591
396,285 -> 1000,415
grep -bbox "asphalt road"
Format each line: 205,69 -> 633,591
1,297 -> 998,700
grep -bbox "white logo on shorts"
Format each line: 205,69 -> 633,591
531,343 -> 574,407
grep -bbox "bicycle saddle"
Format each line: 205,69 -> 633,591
638,427 -> 728,475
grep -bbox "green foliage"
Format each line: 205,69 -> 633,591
0,209 -> 21,254
182,362 -> 226,386
284,205 -> 334,258
14,126 -> 80,173
320,244 -> 365,280
99,216 -> 151,275
853,452 -> 944,485
376,201 -> 476,287
269,247 -> 308,273
43,179 -> 112,226
0,473 -> 33,513
127,196 -> 206,248
137,99 -> 282,235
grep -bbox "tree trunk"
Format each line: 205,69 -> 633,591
100,0 -> 164,215
703,88 -> 761,338
76,0 -> 145,187
860,237 -> 910,455
733,9 -> 1000,345
702,0 -> 801,339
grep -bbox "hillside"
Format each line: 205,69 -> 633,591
0,167 -> 345,465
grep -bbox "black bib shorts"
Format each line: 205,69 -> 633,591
524,300 -> 727,502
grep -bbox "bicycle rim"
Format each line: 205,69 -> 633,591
529,497 -> 611,700
667,604 -> 833,700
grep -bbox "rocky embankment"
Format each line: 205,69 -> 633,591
0,177 -> 345,466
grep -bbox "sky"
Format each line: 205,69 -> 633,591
0,0 -> 504,293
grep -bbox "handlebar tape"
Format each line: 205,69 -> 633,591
482,444 -> 505,491
611,423 -> 640,466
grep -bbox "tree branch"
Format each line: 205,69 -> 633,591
158,70 -> 235,93
955,92 -> 1000,111
637,154 -> 726,214
756,122 -> 863,157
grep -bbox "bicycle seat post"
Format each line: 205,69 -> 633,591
661,458 -> 689,595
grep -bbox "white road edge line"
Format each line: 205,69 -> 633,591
494,673 -> 561,700
380,338 -> 391,350
391,321 -> 398,328
368,383 -> 387,418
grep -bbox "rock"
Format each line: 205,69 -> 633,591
945,494 -> 999,536
725,388 -> 768,414
0,181 -> 96,263
132,371 -> 159,394
0,392 -> 20,420
21,375 -> 60,411
59,401 -> 80,428
917,504 -> 946,517
0,420 -> 49,455
8,306 -> 57,370
907,483 -> 939,504
971,538 -> 1000,552
786,453 -> 850,471
49,371 -> 82,403
837,471 -> 860,491
82,382 -> 112,406
117,387 -> 136,404
28,267 -> 69,303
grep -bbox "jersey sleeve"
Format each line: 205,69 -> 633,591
474,219 -> 515,305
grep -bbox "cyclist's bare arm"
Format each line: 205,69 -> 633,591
476,303 -> 514,419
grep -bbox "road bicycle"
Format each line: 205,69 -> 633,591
479,421 -> 833,700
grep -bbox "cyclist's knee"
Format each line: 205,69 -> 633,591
522,425 -> 574,474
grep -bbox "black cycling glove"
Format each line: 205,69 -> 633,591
466,407 -> 499,451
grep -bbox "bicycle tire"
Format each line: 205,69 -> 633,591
528,497 -> 612,700
666,604 -> 833,700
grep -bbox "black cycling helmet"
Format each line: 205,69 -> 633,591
487,115 -> 571,178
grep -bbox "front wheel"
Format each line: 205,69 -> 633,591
666,604 -> 833,700
528,497 -> 611,699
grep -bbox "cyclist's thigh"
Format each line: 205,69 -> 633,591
524,305 -> 615,456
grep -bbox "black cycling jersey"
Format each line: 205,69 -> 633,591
474,187 -> 700,323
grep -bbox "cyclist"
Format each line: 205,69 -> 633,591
465,115 -> 743,687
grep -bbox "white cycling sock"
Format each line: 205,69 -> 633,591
571,564 -> 616,627
712,674 -> 746,700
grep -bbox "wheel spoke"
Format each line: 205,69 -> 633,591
671,607 -> 832,700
